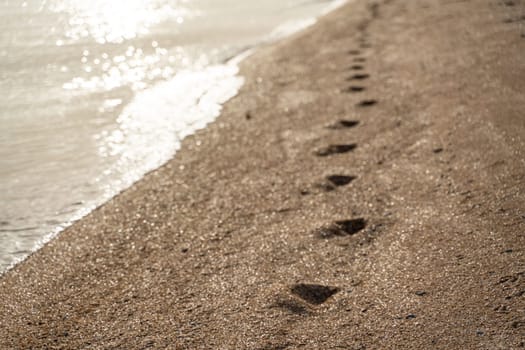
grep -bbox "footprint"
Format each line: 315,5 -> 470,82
326,120 -> 360,129
350,65 -> 364,70
353,57 -> 366,63
291,284 -> 340,305
357,21 -> 369,32
315,175 -> 356,192
335,219 -> 367,234
503,15 -> 525,23
357,99 -> 378,107
315,218 -> 367,238
348,49 -> 361,55
327,175 -> 356,187
314,144 -> 357,157
342,86 -> 366,93
347,74 -> 370,81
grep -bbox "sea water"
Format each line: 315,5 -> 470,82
0,0 -> 346,273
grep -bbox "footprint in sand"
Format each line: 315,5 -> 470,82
350,65 -> 365,70
353,57 -> 366,63
356,99 -> 378,107
347,73 -> 370,81
314,175 -> 356,192
326,175 -> 356,187
503,15 -> 525,23
501,0 -> 516,6
326,119 -> 360,129
314,218 -> 367,238
314,144 -> 357,157
357,21 -> 369,32
342,86 -> 366,93
348,49 -> 361,55
291,284 -> 340,305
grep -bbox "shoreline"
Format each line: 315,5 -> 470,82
2,0 -> 525,348
0,0 -> 347,276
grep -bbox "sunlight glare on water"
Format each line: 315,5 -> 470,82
53,0 -> 192,44
55,0 -> 194,92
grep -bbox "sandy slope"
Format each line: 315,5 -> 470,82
1,0 -> 524,348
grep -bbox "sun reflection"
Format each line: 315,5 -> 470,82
50,0 -> 192,44
55,0 -> 196,92
62,43 -> 185,91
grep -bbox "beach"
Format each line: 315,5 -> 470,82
1,0 -> 525,348
0,0 -> 339,272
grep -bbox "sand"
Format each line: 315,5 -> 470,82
1,0 -> 525,348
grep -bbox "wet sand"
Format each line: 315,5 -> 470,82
1,0 -> 525,348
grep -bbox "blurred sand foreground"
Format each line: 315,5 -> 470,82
1,0 -> 524,348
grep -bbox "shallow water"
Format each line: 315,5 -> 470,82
0,0 -> 346,273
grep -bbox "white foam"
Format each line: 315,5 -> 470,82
97,62 -> 244,197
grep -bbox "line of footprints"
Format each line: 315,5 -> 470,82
287,40 -> 378,308
499,0 -> 525,38
281,0 -> 519,314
